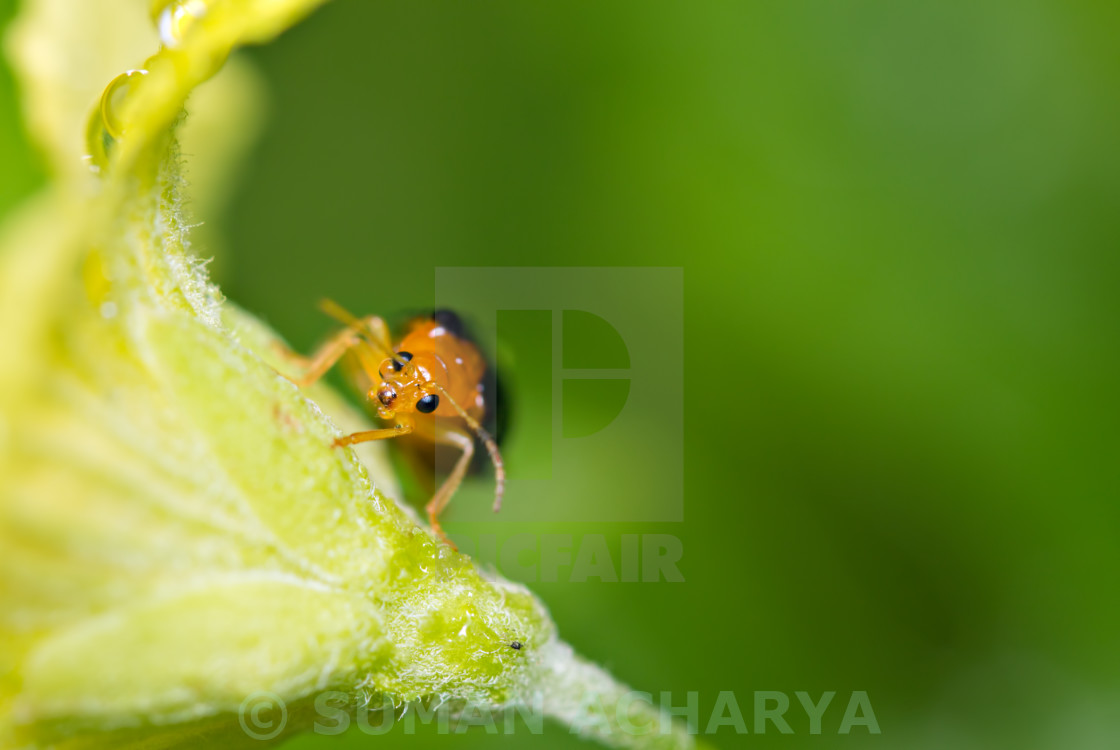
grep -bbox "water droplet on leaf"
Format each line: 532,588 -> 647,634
100,69 -> 149,141
154,0 -> 208,48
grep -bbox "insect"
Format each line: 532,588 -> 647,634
283,300 -> 505,545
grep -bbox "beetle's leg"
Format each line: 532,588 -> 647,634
319,300 -> 395,358
279,328 -> 360,388
332,417 -> 414,447
279,315 -> 389,389
423,428 -> 475,548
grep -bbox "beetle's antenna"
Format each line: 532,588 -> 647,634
427,381 -> 506,513
318,298 -> 364,328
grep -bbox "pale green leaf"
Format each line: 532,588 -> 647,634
0,1 -> 702,749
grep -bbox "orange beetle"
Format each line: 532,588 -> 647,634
284,300 -> 504,544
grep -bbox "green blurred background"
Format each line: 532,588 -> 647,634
3,0 -> 1119,747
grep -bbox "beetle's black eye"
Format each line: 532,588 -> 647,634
389,351 -> 412,372
416,393 -> 439,414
